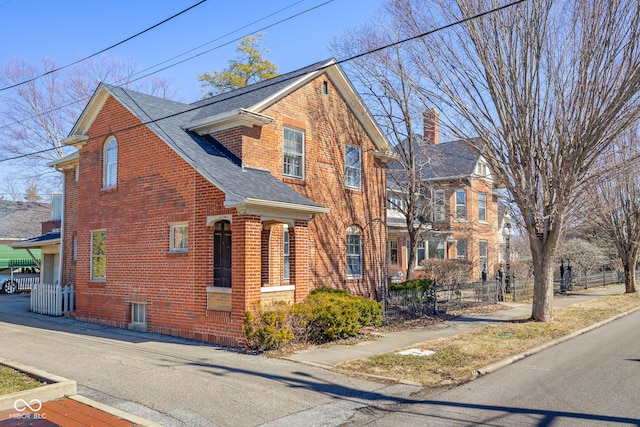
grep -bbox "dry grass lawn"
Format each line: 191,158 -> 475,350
337,292 -> 640,387
0,365 -> 42,395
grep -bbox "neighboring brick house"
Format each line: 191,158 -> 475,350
51,59 -> 393,347
387,110 -> 500,281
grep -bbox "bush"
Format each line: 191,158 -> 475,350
389,278 -> 434,293
244,302 -> 294,351
243,287 -> 383,350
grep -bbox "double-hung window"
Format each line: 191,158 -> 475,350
389,240 -> 398,264
170,223 -> 188,253
91,230 -> 107,281
433,190 -> 445,221
103,137 -> 118,189
346,226 -> 362,278
345,144 -> 361,189
283,227 -> 290,281
455,189 -> 467,220
428,239 -> 446,259
479,240 -> 488,272
457,239 -> 468,260
478,193 -> 487,222
283,128 -> 304,179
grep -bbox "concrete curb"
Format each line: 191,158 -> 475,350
473,305 -> 640,377
70,395 -> 163,427
0,356 -> 77,412
0,357 -> 161,426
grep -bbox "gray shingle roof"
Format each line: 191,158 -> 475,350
0,201 -> 50,239
99,61 -> 334,209
388,136 -> 482,187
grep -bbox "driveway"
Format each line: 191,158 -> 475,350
0,294 -> 419,426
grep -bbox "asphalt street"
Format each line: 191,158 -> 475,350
0,293 -> 419,426
343,307 -> 640,426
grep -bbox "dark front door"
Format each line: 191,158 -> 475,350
214,221 -> 232,287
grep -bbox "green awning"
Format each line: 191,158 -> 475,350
0,244 -> 40,269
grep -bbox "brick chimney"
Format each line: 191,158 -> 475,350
423,108 -> 439,145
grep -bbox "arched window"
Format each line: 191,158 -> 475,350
346,225 -> 362,279
103,137 -> 118,189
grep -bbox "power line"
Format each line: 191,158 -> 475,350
0,0 -> 208,93
0,0 -> 328,133
0,0 -> 528,164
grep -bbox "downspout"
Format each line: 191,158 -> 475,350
57,170 -> 65,286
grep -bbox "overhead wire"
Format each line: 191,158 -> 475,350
0,0 -> 528,164
0,0 -> 208,92
0,0 -> 329,133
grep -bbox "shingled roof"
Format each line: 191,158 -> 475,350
388,136 -> 484,189
0,200 -> 50,240
61,59 -> 392,214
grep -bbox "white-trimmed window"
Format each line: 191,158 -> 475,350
91,230 -> 106,281
417,240 -> 426,265
433,189 -> 445,221
478,193 -> 487,222
283,227 -> 290,281
170,223 -> 188,253
103,137 -> 118,189
455,189 -> 467,220
389,240 -> 398,264
387,193 -> 405,211
346,226 -> 362,278
457,239 -> 467,260
428,239 -> 446,259
283,127 -> 304,179
345,144 -> 361,189
479,240 -> 488,272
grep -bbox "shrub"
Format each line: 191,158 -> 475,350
243,288 -> 383,350
243,302 -> 294,351
389,278 -> 434,293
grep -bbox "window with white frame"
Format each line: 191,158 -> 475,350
478,193 -> 487,222
428,239 -> 446,259
345,144 -> 361,189
283,127 -> 304,179
433,189 -> 445,221
91,230 -> 106,280
479,240 -> 488,272
283,227 -> 290,281
477,161 -> 489,176
170,223 -> 188,253
387,192 -> 405,211
457,239 -> 467,260
103,137 -> 118,189
389,240 -> 398,264
417,240 -> 426,265
346,226 -> 362,278
455,189 -> 467,220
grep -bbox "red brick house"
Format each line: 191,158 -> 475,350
51,59 -> 393,346
387,111 -> 500,281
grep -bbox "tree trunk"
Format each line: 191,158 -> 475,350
623,256 -> 637,293
529,232 -> 559,322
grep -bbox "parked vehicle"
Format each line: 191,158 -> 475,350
0,267 -> 40,294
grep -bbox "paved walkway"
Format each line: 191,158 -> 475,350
286,284 -> 627,368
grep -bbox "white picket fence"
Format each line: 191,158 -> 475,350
30,283 -> 75,316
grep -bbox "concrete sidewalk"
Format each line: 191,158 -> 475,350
285,284 -> 627,368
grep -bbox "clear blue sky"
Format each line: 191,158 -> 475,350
0,0 -> 385,101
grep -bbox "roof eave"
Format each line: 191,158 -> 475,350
187,109 -> 274,135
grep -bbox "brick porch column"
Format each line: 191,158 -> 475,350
291,219 -> 310,302
231,214 -> 262,320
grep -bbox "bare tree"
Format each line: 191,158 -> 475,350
390,0 -> 640,321
0,55 -> 176,194
331,13 -> 445,280
575,130 -> 640,293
